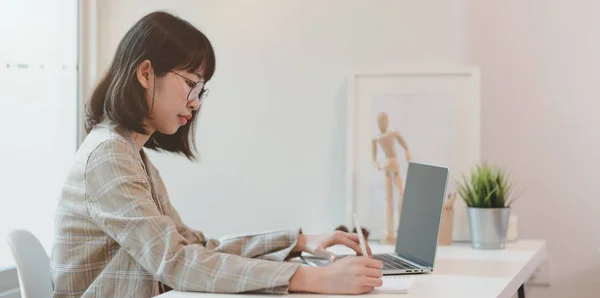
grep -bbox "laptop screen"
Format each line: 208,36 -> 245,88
395,162 -> 448,268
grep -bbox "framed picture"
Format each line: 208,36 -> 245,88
345,67 -> 480,242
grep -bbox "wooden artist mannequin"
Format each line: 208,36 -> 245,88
371,112 -> 412,244
438,192 -> 457,245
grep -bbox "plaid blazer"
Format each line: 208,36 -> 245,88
50,121 -> 303,298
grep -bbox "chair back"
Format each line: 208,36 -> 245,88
6,229 -> 53,298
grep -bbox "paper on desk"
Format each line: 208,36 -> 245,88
370,276 -> 415,294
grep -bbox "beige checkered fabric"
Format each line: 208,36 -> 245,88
50,121 -> 302,297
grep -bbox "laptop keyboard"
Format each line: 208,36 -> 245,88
374,254 -> 419,270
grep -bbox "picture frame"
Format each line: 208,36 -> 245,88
345,67 -> 481,242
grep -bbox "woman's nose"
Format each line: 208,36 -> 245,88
187,97 -> 200,111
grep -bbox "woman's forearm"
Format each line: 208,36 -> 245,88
289,266 -> 323,293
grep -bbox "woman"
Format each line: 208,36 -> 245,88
50,11 -> 383,298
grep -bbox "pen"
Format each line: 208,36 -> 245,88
353,213 -> 369,256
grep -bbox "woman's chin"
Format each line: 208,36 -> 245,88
157,125 -> 179,135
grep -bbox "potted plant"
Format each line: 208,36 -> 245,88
456,162 -> 518,249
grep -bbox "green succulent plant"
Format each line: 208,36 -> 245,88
456,162 -> 518,208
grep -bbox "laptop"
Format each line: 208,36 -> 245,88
373,162 -> 448,275
301,162 -> 449,274
373,161 -> 449,274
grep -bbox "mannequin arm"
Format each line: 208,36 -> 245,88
371,139 -> 380,169
394,132 -> 412,161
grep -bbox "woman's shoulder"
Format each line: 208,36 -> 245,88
77,122 -> 140,163
56,122 -> 144,210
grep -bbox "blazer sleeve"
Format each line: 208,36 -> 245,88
149,160 -> 303,262
84,140 -> 302,294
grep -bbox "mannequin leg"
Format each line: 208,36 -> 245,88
383,174 -> 396,244
393,173 -> 405,218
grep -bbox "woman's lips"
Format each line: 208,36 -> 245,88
178,115 -> 188,125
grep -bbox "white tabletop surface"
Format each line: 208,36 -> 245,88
157,239 -> 547,298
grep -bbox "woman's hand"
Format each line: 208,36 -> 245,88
320,256 -> 384,294
289,256 -> 383,294
295,231 -> 373,261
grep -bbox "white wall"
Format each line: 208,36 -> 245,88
463,1 -> 600,297
95,0 -> 465,237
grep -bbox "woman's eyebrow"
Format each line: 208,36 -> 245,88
193,73 -> 204,82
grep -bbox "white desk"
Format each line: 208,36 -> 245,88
157,239 -> 546,298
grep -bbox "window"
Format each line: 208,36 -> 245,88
0,0 -> 78,269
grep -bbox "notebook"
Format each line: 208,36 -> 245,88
371,276 -> 416,294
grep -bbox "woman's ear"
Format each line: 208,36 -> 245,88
136,60 -> 153,89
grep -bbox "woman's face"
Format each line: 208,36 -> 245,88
145,69 -> 205,135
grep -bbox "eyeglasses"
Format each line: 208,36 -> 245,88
170,71 -> 210,104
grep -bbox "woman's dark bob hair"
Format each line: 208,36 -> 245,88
85,11 -> 215,160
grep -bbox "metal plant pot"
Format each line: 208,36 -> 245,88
467,207 -> 511,249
